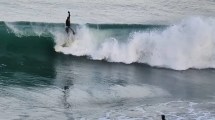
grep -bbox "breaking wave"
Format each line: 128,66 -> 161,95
3,17 -> 215,70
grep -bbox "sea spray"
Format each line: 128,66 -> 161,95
53,17 -> 215,70
5,17 -> 215,70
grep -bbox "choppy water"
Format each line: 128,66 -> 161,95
1,1 -> 215,120
1,0 -> 215,24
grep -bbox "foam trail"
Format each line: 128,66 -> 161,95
54,17 -> 215,70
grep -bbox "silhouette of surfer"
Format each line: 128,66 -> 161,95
65,11 -> 75,35
161,115 -> 166,120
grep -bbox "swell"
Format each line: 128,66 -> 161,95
0,22 -> 56,77
0,22 -> 55,58
1,21 -> 165,57
3,17 -> 215,70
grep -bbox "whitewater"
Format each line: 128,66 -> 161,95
4,17 -> 215,70
1,0 -> 215,120
2,0 -> 215,70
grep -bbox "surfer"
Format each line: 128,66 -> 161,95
65,11 -> 75,35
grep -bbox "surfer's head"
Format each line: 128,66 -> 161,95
161,115 -> 165,120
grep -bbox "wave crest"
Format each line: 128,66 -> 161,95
5,17 -> 215,70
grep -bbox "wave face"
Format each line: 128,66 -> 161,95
3,17 -> 215,70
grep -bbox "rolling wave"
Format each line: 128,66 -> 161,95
2,17 -> 215,70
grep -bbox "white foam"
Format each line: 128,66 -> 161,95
0,86 -> 214,119
5,17 -> 215,70
100,101 -> 215,120
54,17 -> 215,70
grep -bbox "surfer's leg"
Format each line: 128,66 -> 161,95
65,27 -> 69,33
69,27 -> 75,35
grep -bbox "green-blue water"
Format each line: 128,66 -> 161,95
0,20 -> 215,119
1,0 -> 215,119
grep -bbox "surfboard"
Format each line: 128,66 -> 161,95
62,36 -> 75,47
62,28 -> 76,47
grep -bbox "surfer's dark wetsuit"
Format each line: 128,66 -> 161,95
161,115 -> 166,120
66,12 -> 70,27
65,11 -> 75,34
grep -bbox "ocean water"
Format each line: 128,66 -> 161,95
1,0 -> 215,120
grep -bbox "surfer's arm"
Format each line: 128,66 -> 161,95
68,11 -> 70,18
